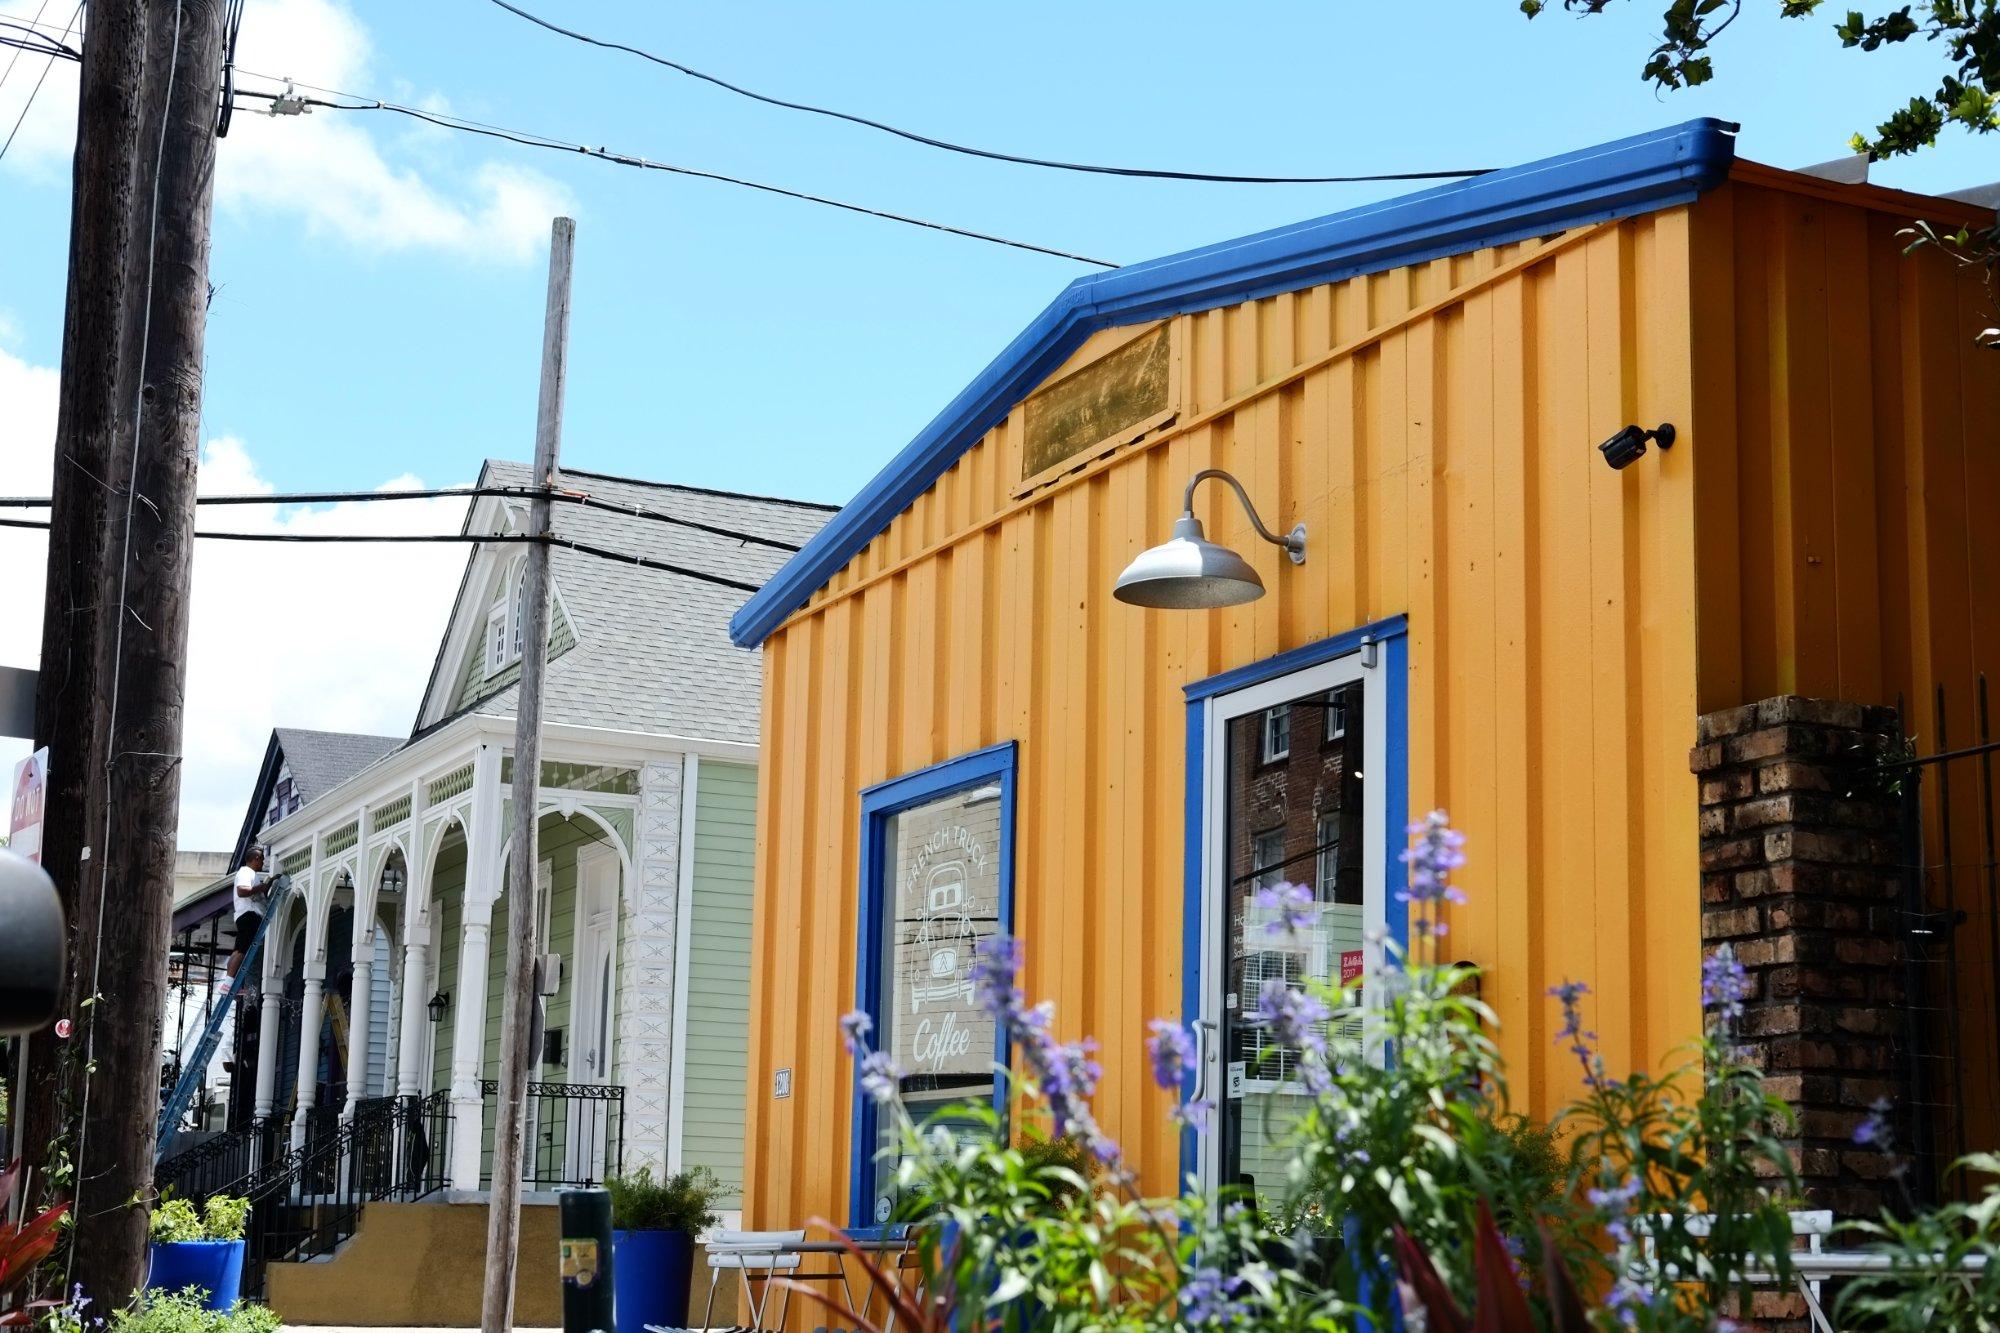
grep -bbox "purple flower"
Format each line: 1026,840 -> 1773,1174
1146,1019 -> 1196,1090
858,1050 -> 902,1104
1601,1277 -> 1654,1327
1255,978 -> 1330,1058
1548,979 -> 1605,1085
1588,1174 -> 1644,1246
839,1008 -> 873,1055
1255,880 -> 1317,938
1398,811 -> 1467,935
969,935 -> 1029,1028
1173,1097 -> 1215,1133
1180,1266 -> 1247,1325
1855,1096 -> 1893,1149
1702,946 -> 1751,1023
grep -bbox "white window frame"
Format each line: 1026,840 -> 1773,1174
484,559 -> 531,678
1260,706 -> 1291,764
1324,695 -> 1347,743
1315,815 -> 1339,901
1251,828 -> 1286,891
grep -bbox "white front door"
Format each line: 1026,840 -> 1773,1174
1195,649 -> 1388,1203
567,845 -> 619,1182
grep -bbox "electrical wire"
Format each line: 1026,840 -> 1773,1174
0,517 -> 768,591
227,82 -> 1117,267
482,0 -> 1493,186
215,0 -> 245,137
0,4 -> 67,81
0,483 -> 806,551
0,1 -> 81,165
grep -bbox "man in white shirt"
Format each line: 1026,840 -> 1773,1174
224,846 -> 272,989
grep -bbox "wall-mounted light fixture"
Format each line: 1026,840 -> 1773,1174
1598,422 -> 1676,471
427,989 -> 449,1024
1113,469 -> 1306,609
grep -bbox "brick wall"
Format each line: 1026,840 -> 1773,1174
1690,695 -> 1908,1221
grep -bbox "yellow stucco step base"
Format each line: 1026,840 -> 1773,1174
266,1201 -> 563,1328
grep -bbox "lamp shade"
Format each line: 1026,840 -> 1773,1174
1113,515 -> 1266,609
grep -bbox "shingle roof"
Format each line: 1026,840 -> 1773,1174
442,461 -> 835,746
270,728 -> 403,804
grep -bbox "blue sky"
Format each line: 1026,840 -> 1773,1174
4,0 -> 1995,508
2,0 -> 1995,845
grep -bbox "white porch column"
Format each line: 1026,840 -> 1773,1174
252,985 -> 284,1118
342,807 -> 374,1119
289,961 -> 327,1148
447,743 -> 502,1190
391,775 -> 427,1099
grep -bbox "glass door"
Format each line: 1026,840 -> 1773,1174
1196,650 -> 1386,1209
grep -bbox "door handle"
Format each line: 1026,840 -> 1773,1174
1191,1019 -> 1219,1105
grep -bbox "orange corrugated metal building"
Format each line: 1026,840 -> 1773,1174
726,120 -> 2000,1228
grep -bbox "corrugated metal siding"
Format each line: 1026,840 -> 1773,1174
745,212 -> 1709,1225
1689,169 -> 2000,1152
682,760 -> 758,1207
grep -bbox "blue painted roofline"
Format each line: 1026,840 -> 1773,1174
730,118 -> 1737,647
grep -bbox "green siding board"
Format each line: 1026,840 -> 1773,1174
452,597 -> 577,714
429,836 -> 467,1095
681,760 -> 757,1208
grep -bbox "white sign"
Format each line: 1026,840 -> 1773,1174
9,748 -> 47,865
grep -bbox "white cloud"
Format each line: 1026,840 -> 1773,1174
0,344 -> 468,849
0,0 -> 572,262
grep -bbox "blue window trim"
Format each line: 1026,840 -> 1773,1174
1176,615 -> 1409,1182
850,741 -> 1019,1227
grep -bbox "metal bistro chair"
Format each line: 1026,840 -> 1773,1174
700,1228 -> 850,1332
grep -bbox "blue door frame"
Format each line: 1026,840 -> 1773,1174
1177,615 -> 1410,1184
849,741 -> 1019,1226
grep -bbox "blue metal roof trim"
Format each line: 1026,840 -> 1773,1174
730,118 -> 1736,647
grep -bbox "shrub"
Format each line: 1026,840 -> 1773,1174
148,1196 -> 249,1245
605,1166 -> 723,1235
106,1290 -> 277,1333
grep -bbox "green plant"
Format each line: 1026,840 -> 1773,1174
604,1166 -> 723,1235
0,1161 -> 67,1327
199,1198 -> 248,1244
108,1290 -> 277,1333
1837,1152 -> 2000,1329
147,1201 -> 204,1246
147,1196 -> 248,1245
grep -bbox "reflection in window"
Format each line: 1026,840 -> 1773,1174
1261,707 -> 1291,764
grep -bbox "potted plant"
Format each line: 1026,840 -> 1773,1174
146,1196 -> 251,1311
605,1165 -> 723,1333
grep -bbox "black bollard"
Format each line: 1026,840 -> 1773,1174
559,1187 -> 617,1333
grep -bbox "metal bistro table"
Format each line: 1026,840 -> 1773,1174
696,1226 -> 921,1332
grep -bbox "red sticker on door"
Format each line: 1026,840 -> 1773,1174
1340,949 -> 1364,988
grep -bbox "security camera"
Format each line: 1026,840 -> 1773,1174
1598,423 -> 1676,470
0,849 -> 65,1036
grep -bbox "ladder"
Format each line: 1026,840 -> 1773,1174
156,875 -> 292,1158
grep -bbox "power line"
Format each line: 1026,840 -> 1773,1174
0,4 -> 68,81
228,82 -> 1117,268
0,483 -> 805,551
483,0 -> 1493,186
0,516 -> 766,592
0,1 -> 81,165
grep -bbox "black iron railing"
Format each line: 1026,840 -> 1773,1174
478,1080 -> 625,1189
153,1090 -> 451,1298
156,1117 -> 281,1203
1882,677 -> 2000,1203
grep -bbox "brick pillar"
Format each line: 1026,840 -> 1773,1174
1690,695 -> 1907,1220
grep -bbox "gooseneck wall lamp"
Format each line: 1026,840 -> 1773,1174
1113,468 -> 1306,610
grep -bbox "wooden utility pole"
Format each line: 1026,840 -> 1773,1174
19,0 -> 151,1189
27,0 -> 227,1302
483,216 -> 575,1333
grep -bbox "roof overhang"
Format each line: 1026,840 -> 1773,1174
729,117 -> 1739,648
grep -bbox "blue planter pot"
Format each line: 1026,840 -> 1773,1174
612,1229 -> 693,1333
146,1239 -> 245,1310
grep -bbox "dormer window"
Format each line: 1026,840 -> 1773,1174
485,559 -> 529,677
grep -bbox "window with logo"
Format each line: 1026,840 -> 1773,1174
855,744 -> 1017,1225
